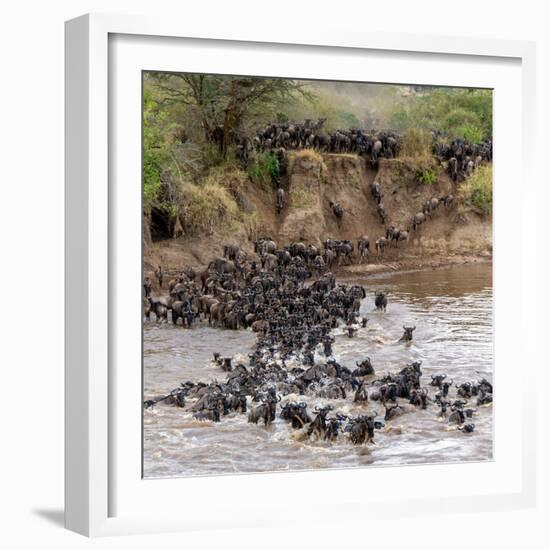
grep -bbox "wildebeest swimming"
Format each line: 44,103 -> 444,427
143,239 -> 492,450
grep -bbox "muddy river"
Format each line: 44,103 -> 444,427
143,262 -> 493,478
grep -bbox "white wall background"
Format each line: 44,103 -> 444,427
0,0 -> 547,546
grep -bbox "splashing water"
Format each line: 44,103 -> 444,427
143,262 -> 493,478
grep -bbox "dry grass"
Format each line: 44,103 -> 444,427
179,181 -> 240,235
287,148 -> 325,176
399,128 -> 434,162
397,128 -> 440,185
289,183 -> 315,208
204,164 -> 249,193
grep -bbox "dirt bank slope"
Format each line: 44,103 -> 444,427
144,151 -> 491,274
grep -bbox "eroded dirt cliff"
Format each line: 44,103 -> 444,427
144,151 -> 491,275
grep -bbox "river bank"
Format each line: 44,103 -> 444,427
144,153 -> 492,284
144,246 -> 492,294
338,252 -> 492,278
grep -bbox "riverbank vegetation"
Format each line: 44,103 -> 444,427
458,164 -> 493,216
143,74 -> 492,240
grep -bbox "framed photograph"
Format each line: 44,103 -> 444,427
65,13 -> 537,536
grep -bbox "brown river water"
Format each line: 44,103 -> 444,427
143,262 -> 493,478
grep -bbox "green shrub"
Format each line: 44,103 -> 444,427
143,90 -> 171,210
459,124 -> 485,144
388,88 -> 492,141
459,164 -> 492,216
247,152 -> 280,187
417,167 -> 438,185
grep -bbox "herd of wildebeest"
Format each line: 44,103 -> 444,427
234,118 -> 492,180
143,120 -> 493,452
143,237 -> 493,447
252,119 -> 492,258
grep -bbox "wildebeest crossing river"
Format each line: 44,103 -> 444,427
143,262 -> 493,478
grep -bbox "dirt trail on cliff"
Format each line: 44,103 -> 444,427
144,152 -> 491,275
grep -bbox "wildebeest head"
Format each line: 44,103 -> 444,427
384,403 -> 403,421
400,326 -> 416,341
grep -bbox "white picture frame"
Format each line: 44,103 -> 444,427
65,13 -> 537,537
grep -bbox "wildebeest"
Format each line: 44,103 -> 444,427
441,194 -> 454,209
147,297 -> 168,322
348,412 -> 380,444
276,187 -> 286,214
384,403 -> 405,421
430,374 -> 447,388
374,292 -> 387,312
280,402 -> 311,429
399,325 -> 416,342
387,226 -> 409,246
307,405 -> 333,439
375,237 -> 388,254
458,423 -> 475,433
248,402 -> 273,426
412,212 -> 426,231
448,404 -> 466,425
357,236 -> 370,263
329,201 -> 344,223
353,357 -> 375,376
354,381 -> 370,403
377,203 -> 387,224
370,180 -> 382,203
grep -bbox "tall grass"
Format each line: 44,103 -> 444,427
400,128 -> 433,160
289,183 -> 315,208
175,164 -> 260,237
247,152 -> 280,188
399,128 -> 440,185
459,164 -> 492,216
286,149 -> 325,179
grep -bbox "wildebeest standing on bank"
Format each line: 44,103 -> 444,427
377,203 -> 387,224
155,265 -> 163,288
276,187 -> 286,214
370,180 -> 382,204
412,212 -> 426,231
329,201 -> 344,224
357,236 -> 370,263
375,237 -> 388,254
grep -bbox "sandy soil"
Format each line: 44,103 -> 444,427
144,152 -> 492,283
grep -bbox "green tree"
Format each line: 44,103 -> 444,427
143,89 -> 170,210
148,73 -> 311,157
